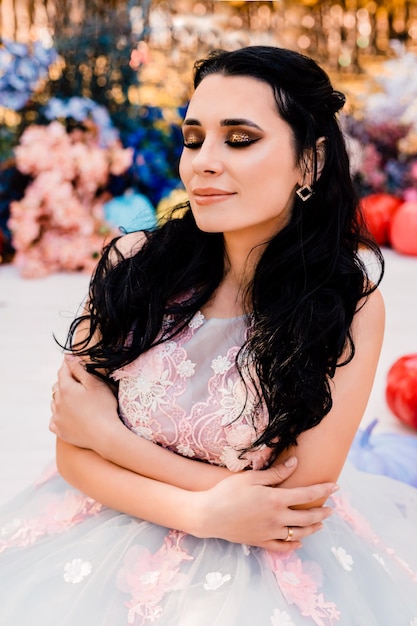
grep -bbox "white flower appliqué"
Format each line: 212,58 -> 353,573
203,571 -> 232,591
211,355 -> 232,375
271,608 -> 296,626
134,425 -> 154,440
176,359 -> 196,378
176,443 -> 195,457
331,546 -> 354,571
189,311 -> 205,329
63,558 -> 92,583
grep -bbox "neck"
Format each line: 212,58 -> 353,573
202,232 -> 270,319
223,232 -> 267,288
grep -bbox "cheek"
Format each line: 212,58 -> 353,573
178,153 -> 189,184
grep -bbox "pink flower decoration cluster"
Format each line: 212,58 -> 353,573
116,530 -> 193,624
265,550 -> 341,625
0,489 -> 103,554
8,120 -> 133,277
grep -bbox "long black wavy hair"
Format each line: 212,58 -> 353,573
66,46 -> 384,457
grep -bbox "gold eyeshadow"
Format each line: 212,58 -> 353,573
183,133 -> 200,144
228,132 -> 251,143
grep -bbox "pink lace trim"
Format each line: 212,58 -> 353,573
113,312 -> 271,471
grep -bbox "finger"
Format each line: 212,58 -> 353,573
286,505 -> 333,528
50,382 -> 60,404
49,416 -> 57,434
49,404 -> 59,433
280,521 -> 324,543
58,358 -> 87,391
57,360 -> 73,388
262,539 -> 303,552
277,482 -> 338,508
65,354 -> 107,392
251,457 -> 298,486
64,353 -> 86,383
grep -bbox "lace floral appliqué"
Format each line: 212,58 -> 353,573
331,547 -> 354,572
203,571 -> 232,591
113,311 -> 272,472
63,558 -> 93,584
116,530 -> 193,625
265,551 -> 341,625
271,609 -> 296,626
0,490 -> 102,554
332,493 -> 417,584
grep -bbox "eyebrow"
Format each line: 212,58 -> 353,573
182,118 -> 263,130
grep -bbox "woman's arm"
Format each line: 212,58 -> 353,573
272,288 -> 385,502
51,282 -> 380,501
51,355 -> 337,546
51,355 -> 231,491
50,231 -> 234,492
56,437 -> 336,551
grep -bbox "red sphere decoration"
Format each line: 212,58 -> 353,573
390,201 -> 417,256
386,354 -> 417,430
360,193 -> 402,246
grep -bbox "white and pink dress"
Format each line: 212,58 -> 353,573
1,311 -> 417,625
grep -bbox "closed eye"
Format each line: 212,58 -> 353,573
183,137 -> 261,150
182,128 -> 261,150
183,140 -> 203,149
182,131 -> 203,149
225,137 -> 261,148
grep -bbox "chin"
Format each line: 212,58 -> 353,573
191,214 -> 224,234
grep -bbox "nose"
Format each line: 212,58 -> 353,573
191,139 -> 224,176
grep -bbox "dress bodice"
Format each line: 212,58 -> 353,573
112,311 -> 272,471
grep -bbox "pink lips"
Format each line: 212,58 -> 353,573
192,187 -> 236,205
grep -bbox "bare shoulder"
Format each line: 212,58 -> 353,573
114,231 -> 148,258
360,285 -> 385,315
352,287 -> 385,344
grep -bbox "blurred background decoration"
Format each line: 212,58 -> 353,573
1,0 -> 417,273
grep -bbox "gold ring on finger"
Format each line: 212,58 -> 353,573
284,526 -> 294,542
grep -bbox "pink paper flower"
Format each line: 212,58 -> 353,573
8,120 -> 133,277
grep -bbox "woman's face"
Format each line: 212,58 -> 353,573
179,74 -> 303,246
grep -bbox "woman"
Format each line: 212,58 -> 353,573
1,46 -> 416,625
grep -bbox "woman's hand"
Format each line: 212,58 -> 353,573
57,439 -> 335,552
50,354 -> 119,451
51,357 -> 336,550
50,355 -> 234,490
194,460 -> 337,552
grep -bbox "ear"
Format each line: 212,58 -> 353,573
316,136 -> 326,179
299,137 -> 326,187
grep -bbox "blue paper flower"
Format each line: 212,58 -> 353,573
0,39 -> 57,110
124,106 -> 184,206
103,191 -> 157,233
43,97 -> 119,147
348,418 -> 417,486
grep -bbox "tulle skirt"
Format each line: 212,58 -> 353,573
1,461 -> 417,626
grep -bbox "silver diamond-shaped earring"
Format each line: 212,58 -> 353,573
296,184 -> 314,201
